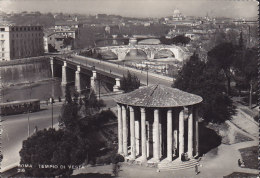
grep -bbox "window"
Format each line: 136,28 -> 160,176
2,48 -> 4,51
2,53 -> 4,57
0,28 -> 5,32
0,40 -> 4,45
1,34 -> 4,38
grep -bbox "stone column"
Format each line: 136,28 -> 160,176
188,107 -> 193,158
90,70 -> 97,91
146,121 -> 150,158
159,120 -> 162,158
147,51 -> 155,60
113,78 -> 121,92
118,51 -> 127,61
50,57 -> 54,78
61,61 -> 67,86
173,110 -> 178,156
117,104 -> 123,154
167,109 -> 173,161
129,106 -> 136,159
195,106 -> 199,156
141,108 -> 147,160
178,109 -> 184,159
75,65 -> 81,92
122,105 -> 128,156
135,120 -> 140,156
153,109 -> 160,161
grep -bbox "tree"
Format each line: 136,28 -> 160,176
120,71 -> 140,93
207,42 -> 235,95
63,37 -> 74,49
238,31 -> 244,49
81,89 -> 106,117
19,128 -> 87,177
174,53 -> 235,123
233,47 -> 258,108
160,35 -> 190,46
65,84 -> 72,104
172,35 -> 191,46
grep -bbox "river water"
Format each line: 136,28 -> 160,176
2,78 -> 65,103
2,39 -> 174,103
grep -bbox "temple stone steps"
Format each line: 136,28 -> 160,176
158,158 -> 199,171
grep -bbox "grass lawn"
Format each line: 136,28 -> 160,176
239,146 -> 258,169
224,172 -> 258,178
234,131 -> 253,143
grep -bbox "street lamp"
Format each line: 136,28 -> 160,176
98,79 -> 101,100
49,97 -> 54,128
27,82 -> 32,137
146,63 -> 149,86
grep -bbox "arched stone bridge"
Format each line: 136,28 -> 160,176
95,45 -> 190,61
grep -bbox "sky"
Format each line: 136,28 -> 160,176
0,0 -> 258,18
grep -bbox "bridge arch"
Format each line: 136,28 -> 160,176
124,48 -> 148,60
99,50 -> 118,60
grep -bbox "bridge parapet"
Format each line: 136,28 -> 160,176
96,44 -> 188,61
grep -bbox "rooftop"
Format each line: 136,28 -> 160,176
115,84 -> 202,108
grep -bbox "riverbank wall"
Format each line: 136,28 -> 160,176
0,56 -> 52,86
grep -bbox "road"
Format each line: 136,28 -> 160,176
67,55 -> 174,87
1,95 -> 117,173
1,103 -> 62,172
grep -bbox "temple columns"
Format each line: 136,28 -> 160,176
135,119 -> 140,156
188,107 -> 193,158
178,109 -> 185,159
141,108 -> 147,160
153,109 -> 160,161
117,104 -> 123,154
167,109 -> 173,161
122,105 -> 128,156
116,104 -> 199,162
195,106 -> 199,156
129,106 -> 136,159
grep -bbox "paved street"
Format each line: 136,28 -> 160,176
1,103 -> 62,172
69,55 -> 174,87
1,95 -> 117,173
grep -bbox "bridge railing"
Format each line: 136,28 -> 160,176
74,54 -> 174,82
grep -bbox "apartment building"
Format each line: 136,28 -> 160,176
0,25 -> 44,61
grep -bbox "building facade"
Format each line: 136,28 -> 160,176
0,25 -> 44,61
44,21 -> 83,52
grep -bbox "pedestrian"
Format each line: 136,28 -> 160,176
195,164 -> 200,175
58,96 -> 61,102
238,159 -> 241,167
34,126 -> 38,134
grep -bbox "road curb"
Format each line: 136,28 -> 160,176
0,162 -> 19,173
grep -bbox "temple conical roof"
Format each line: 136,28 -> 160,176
115,84 -> 202,108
